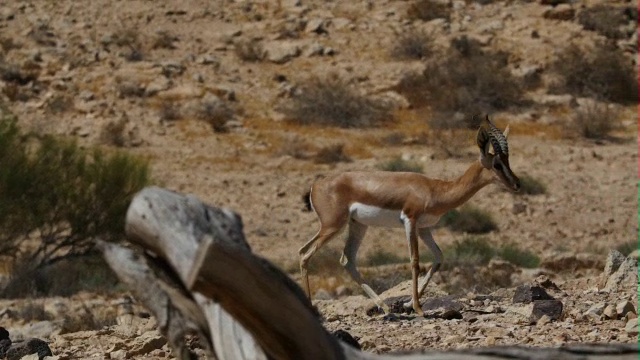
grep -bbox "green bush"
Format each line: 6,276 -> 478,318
282,74 -> 393,128
377,157 -> 423,173
497,243 -> 540,268
449,236 -> 494,265
439,206 -> 497,234
0,105 -> 150,295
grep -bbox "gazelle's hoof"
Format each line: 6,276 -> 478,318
403,300 -> 424,316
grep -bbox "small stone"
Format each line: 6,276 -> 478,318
625,318 -> 638,335
512,202 -> 527,215
616,300 -> 636,318
537,314 -> 552,325
109,349 -> 128,359
513,285 -> 554,304
603,304 -> 617,320
314,289 -> 332,300
585,303 -> 606,320
604,257 -> 638,292
604,250 -> 626,276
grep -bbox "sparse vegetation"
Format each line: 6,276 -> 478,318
439,206 -> 497,234
552,44 -> 637,104
158,101 -> 183,123
61,304 -> 117,333
448,236 -> 495,265
395,36 -> 524,116
572,101 -> 620,140
46,94 -> 73,114
116,81 -> 145,98
234,38 -> 264,62
518,174 -> 547,195
365,249 -> 406,266
0,105 -> 150,298
196,97 -> 235,133
314,144 -> 352,164
377,157 -> 423,173
18,301 -> 51,322
152,30 -> 177,49
99,118 -> 128,147
497,243 -> 540,268
282,74 -> 393,128
577,5 -> 633,39
390,28 -> 434,60
407,0 -> 451,22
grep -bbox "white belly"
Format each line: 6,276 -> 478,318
349,203 -> 440,228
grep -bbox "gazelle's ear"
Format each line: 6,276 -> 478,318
503,125 -> 510,139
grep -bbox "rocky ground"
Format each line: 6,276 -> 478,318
0,0 -> 637,358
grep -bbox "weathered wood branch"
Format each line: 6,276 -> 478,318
125,187 -> 342,360
107,187 -> 639,360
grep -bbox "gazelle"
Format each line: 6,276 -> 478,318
299,116 -> 520,315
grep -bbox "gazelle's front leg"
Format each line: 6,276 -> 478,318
401,213 -> 423,316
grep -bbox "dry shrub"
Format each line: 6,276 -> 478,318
407,0 -> 451,22
307,247 -> 343,276
61,305 -> 117,333
439,206 -> 497,234
112,27 -> 144,61
18,301 -> 51,322
390,28 -> 435,60
116,81 -> 145,98
158,101 -> 182,123
377,157 -> 423,173
314,144 -> 352,164
517,174 -> 547,195
100,118 -> 127,147
577,5 -> 634,39
196,97 -> 235,133
277,136 -> 313,160
572,101 -> 620,140
395,36 -> 524,116
28,23 -> 56,46
552,44 -> 637,104
152,30 -> 177,49
45,94 -> 73,114
234,39 -> 264,62
0,37 -> 21,52
283,74 -> 393,128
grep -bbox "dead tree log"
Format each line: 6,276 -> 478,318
124,187 -> 343,360
107,186 -> 639,360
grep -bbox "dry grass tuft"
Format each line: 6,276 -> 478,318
571,101 -> 620,140
407,0 -> 451,22
314,144 -> 352,164
390,28 -> 435,61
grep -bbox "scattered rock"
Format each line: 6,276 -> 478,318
616,300 -> 636,318
541,253 -> 603,272
604,250 -> 626,276
508,299 -> 563,323
263,41 -> 300,64
332,330 -> 360,350
603,304 -> 617,320
585,303 -> 606,320
604,257 -> 638,292
314,289 -> 333,300
625,318 -> 638,335
513,285 -> 554,304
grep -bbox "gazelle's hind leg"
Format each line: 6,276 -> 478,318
340,220 -> 390,314
299,222 -> 346,299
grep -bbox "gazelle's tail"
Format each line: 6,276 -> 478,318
302,189 -> 312,212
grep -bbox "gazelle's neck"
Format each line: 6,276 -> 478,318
434,161 -> 493,212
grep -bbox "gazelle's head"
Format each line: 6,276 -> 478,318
476,115 -> 520,192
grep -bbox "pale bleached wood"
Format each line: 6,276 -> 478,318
98,241 -> 215,360
125,187 -> 342,360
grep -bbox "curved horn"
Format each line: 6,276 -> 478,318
485,115 -> 509,155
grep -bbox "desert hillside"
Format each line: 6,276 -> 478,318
0,0 -> 637,358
